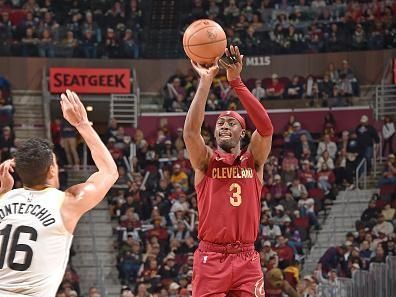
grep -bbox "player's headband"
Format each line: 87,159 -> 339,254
217,111 -> 246,129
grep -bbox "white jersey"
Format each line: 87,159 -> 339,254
0,187 -> 73,297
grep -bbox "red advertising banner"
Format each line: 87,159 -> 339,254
49,68 -> 131,94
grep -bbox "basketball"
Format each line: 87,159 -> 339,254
183,19 -> 227,65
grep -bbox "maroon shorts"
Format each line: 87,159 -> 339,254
192,241 -> 265,297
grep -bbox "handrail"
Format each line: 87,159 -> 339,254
304,186 -> 353,274
355,158 -> 367,190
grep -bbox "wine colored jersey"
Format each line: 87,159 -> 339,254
195,149 -> 262,244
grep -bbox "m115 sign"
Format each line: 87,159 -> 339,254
49,68 -> 131,94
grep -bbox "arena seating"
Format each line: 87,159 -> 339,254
88,109 -> 379,295
310,186 -> 395,295
0,0 -> 395,58
162,61 -> 360,112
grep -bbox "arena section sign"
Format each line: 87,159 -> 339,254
49,68 -> 131,94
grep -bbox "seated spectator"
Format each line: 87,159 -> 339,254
170,164 -> 189,192
298,191 -> 320,229
252,79 -> 266,101
306,23 -> 324,53
378,154 -> 396,186
285,75 -> 304,99
289,178 -> 307,201
205,91 -> 222,111
359,240 -> 373,269
260,241 -> 279,269
299,160 -> 317,190
266,74 -> 285,99
282,151 -> 299,183
352,24 -> 367,50
381,203 -> 395,222
339,59 -> 358,96
79,29 -> 97,58
317,134 -> 337,160
372,214 -> 394,237
317,150 -> 335,170
319,73 -> 334,100
270,174 -> 287,202
369,244 -> 386,264
101,27 -> 120,58
360,199 -> 380,228
21,27 -> 39,56
290,121 -> 313,145
274,235 -> 294,269
316,163 -> 335,195
261,216 -> 282,242
304,75 -> 320,100
121,29 -> 139,58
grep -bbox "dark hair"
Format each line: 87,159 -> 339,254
15,138 -> 54,187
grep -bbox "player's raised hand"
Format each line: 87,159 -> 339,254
0,159 -> 15,195
60,89 -> 89,127
218,45 -> 244,82
190,57 -> 220,81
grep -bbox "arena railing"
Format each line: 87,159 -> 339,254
316,256 -> 396,297
355,158 -> 367,190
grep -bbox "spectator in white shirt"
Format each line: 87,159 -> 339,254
252,79 -> 266,101
372,214 -> 394,236
317,134 -> 338,160
382,116 -> 395,156
317,150 -> 335,170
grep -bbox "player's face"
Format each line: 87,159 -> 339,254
215,116 -> 245,152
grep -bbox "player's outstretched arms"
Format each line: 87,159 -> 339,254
60,90 -> 118,232
183,60 -> 219,174
219,46 -> 273,175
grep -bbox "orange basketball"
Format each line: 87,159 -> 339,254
183,19 -> 227,65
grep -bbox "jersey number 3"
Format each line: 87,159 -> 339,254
229,183 -> 242,207
0,224 -> 38,271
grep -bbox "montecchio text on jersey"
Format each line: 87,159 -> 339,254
0,202 -> 56,227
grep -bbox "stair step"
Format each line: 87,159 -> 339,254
73,252 -> 116,266
74,224 -> 113,237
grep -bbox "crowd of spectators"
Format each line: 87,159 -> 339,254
309,189 -> 395,294
163,60 -> 359,113
184,0 -> 396,55
0,0 -> 142,58
95,107 -> 382,296
1,0 -> 395,59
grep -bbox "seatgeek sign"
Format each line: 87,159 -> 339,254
49,67 -> 131,94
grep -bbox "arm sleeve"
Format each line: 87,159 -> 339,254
230,77 -> 274,137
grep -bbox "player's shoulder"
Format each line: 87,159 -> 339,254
0,188 -> 24,200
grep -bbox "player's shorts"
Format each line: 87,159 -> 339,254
192,241 -> 265,297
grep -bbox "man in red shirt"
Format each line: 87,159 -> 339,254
266,74 -> 284,99
184,45 -> 273,296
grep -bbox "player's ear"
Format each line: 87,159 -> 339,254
241,129 -> 246,139
47,164 -> 57,179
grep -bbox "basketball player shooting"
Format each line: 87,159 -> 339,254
184,45 -> 273,297
0,90 -> 118,297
